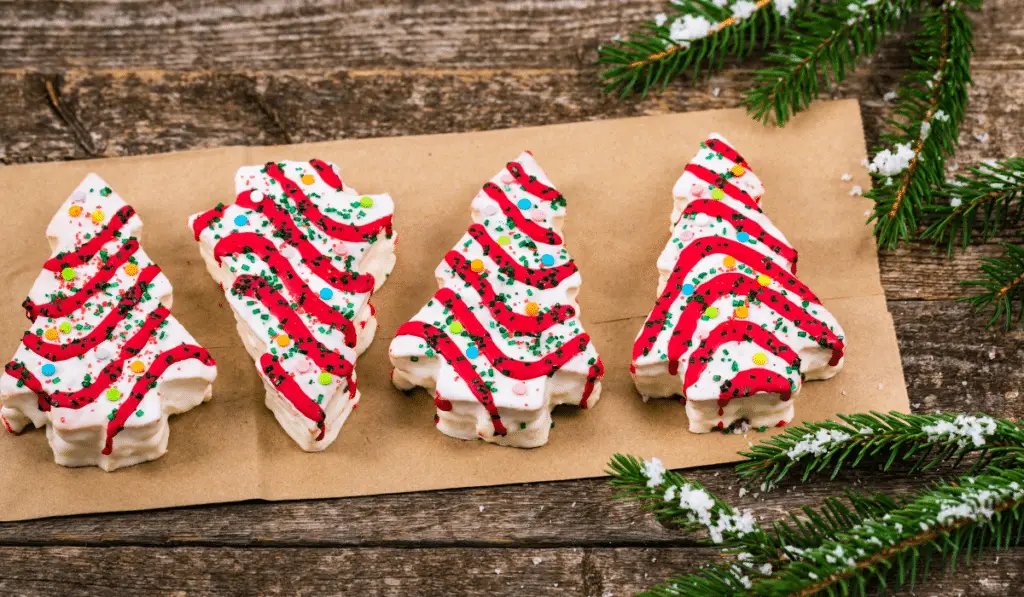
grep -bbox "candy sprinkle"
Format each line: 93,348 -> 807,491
68,205 -> 83,217
275,334 -> 290,347
757,274 -> 771,287
711,188 -> 725,200
497,235 -> 510,245
752,352 -> 768,366
233,215 -> 248,227
359,196 -> 374,208
681,283 -> 695,296
106,388 -> 122,401
58,322 -> 71,334
525,302 -> 540,316
319,288 -> 334,300
466,346 -> 480,359
736,231 -> 751,243
513,382 -> 528,396
449,322 -> 464,335
318,372 -> 333,385
300,173 -> 315,185
540,254 -> 555,267
44,328 -> 59,341
91,210 -> 105,223
124,263 -> 139,276
470,259 -> 485,273
731,165 -> 746,177
516,198 -> 532,210
704,306 -> 720,319
61,267 -> 76,281
250,190 -> 264,202
130,361 -> 146,374
735,305 -> 749,319
723,256 -> 737,269
41,363 -> 56,377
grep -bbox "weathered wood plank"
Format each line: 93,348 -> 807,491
0,545 -> 1016,596
0,0 -> 1020,71
0,300 -> 1014,548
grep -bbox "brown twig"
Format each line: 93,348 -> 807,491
42,74 -> 101,157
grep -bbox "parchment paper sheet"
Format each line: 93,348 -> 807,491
0,99 -> 908,521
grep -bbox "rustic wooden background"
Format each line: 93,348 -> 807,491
1,1 -> 1022,595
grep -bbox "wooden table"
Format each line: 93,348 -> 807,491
1,1 -> 1021,595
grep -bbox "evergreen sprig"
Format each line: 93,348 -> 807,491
962,243 -> 1024,329
867,1 -> 976,250
736,411 -> 1024,490
921,158 -> 1024,253
609,410 -> 1024,596
597,0 -> 803,98
743,0 -> 916,126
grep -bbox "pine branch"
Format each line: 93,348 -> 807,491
598,0 -> 805,98
735,411 -> 1024,491
743,0 -> 917,126
921,158 -> 1024,253
961,242 -> 1024,329
867,1 -> 977,250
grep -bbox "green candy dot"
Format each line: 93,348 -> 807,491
497,235 -> 510,245
106,388 -> 122,401
359,196 -> 374,208
705,307 -> 720,318
61,267 -> 75,281
449,322 -> 464,334
58,322 -> 72,334
318,372 -> 333,385
711,188 -> 725,200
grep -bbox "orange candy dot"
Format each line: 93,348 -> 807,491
723,256 -> 737,269
525,302 -> 540,316
300,173 -> 315,185
90,210 -> 105,223
68,205 -> 83,217
275,334 -> 291,347
44,328 -> 59,341
130,361 -> 146,373
735,306 -> 749,319
470,259 -> 485,273
731,165 -> 746,177
124,263 -> 139,276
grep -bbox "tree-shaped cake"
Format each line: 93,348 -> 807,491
189,160 -> 395,451
632,135 -> 846,432
389,152 -> 603,448
1,174 -> 218,471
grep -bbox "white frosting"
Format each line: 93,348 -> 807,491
633,135 -> 846,433
189,160 -> 395,451
0,174 -> 217,471
389,152 -> 602,448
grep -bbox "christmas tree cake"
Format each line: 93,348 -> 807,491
189,159 -> 395,451
389,152 -> 603,448
632,135 -> 846,432
0,174 -> 218,471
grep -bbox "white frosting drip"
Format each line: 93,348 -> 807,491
0,174 -> 217,471
389,152 -> 602,448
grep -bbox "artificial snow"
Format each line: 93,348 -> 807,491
775,0 -> 798,16
841,173 -> 853,181
732,0 -> 760,19
849,185 -> 863,196
642,457 -> 666,487
868,143 -> 917,176
974,132 -> 990,143
883,91 -> 898,102
934,109 -> 950,122
785,428 -> 852,460
655,13 -> 668,27
669,15 -> 714,43
950,197 -> 963,207
923,414 -> 997,448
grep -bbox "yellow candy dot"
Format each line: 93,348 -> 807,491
723,256 -> 737,269
449,322 -> 464,334
731,165 -> 746,177
275,334 -> 291,347
752,352 -> 768,366
735,306 -> 749,319
704,306 -> 719,319
470,259 -> 485,273
525,302 -> 540,316
757,274 -> 771,287
711,188 -> 725,200
91,210 -> 105,223
130,361 -> 146,374
58,322 -> 71,334
44,328 -> 59,341
124,263 -> 139,276
68,205 -> 83,217
300,173 -> 315,185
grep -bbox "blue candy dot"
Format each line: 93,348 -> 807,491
736,231 -> 750,243
517,198 -> 532,210
466,346 -> 479,359
541,254 -> 555,267
682,283 -> 695,296
233,215 -> 248,226
319,288 -> 334,300
41,363 -> 56,377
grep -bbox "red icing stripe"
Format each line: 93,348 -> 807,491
444,251 -> 575,335
704,138 -> 750,169
480,183 -> 563,245
44,206 -> 137,272
214,233 -> 361,346
676,200 -> 798,270
22,266 -> 162,361
685,164 -> 760,211
682,320 -> 800,391
263,162 -> 393,242
23,239 -> 141,320
231,275 -> 354,378
432,288 -> 594,380
191,203 -> 226,240
506,161 -> 562,203
231,194 -> 377,293
309,159 -> 344,190
103,344 -> 215,455
719,368 -> 793,403
259,353 -> 329,441
466,224 -> 577,290
395,321 -> 508,437
6,306 -> 172,410
579,361 -> 604,408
